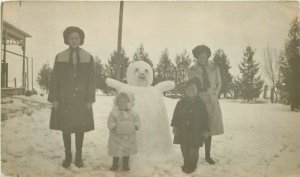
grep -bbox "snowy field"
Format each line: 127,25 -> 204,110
1,95 -> 300,177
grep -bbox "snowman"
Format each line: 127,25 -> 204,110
106,61 -> 175,155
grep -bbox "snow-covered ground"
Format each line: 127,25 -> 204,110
1,95 -> 300,177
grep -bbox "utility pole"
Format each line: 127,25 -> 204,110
115,1 -> 124,81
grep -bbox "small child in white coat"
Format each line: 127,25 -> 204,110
107,92 -> 140,171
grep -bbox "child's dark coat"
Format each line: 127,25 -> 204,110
171,96 -> 209,147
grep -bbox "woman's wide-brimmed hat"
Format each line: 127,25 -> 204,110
192,45 -> 211,58
63,26 -> 85,45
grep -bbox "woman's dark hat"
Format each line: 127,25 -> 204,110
63,26 -> 85,45
192,45 -> 211,58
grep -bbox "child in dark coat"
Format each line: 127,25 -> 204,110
171,77 -> 210,174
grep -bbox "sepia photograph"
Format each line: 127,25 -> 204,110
1,1 -> 300,177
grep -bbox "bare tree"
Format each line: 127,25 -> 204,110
263,46 -> 280,103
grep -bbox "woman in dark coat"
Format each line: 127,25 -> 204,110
171,78 -> 209,174
48,26 -> 96,168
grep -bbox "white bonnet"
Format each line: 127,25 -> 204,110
113,91 -> 135,109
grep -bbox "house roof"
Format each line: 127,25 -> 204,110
2,21 -> 32,41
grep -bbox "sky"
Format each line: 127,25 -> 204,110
2,1 -> 300,90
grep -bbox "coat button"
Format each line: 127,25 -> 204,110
73,73 -> 77,77
75,88 -> 78,90
73,94 -> 76,96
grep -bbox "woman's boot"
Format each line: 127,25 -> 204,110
205,136 -> 215,165
75,132 -> 84,167
62,132 -> 72,168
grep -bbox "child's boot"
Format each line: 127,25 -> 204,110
123,156 -> 130,171
110,157 -> 119,171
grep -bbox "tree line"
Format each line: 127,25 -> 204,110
37,44 -> 262,99
37,17 -> 300,111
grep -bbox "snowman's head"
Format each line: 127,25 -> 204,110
126,61 -> 153,87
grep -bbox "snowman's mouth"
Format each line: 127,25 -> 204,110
138,75 -> 146,80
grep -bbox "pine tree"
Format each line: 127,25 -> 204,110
155,49 -> 175,83
283,17 -> 300,110
37,63 -> 52,93
104,48 -> 130,95
174,50 -> 192,95
276,52 -> 290,104
94,56 -> 107,92
133,44 -> 153,67
237,46 -> 264,102
106,48 -> 130,82
212,49 -> 233,98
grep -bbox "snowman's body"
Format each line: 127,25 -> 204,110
106,61 -> 175,154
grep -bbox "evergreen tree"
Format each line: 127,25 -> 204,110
174,50 -> 192,95
104,48 -> 130,95
212,49 -> 233,98
133,44 -> 153,67
237,46 -> 264,102
155,49 -> 176,83
94,56 -> 107,92
106,48 -> 130,82
37,63 -> 52,93
283,17 -> 300,110
276,52 -> 290,104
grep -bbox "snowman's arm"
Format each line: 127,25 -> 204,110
155,81 -> 175,93
106,78 -> 125,91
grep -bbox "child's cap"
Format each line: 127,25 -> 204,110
114,91 -> 135,109
185,77 -> 202,92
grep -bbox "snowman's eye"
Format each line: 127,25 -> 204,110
145,69 -> 149,73
135,68 -> 139,72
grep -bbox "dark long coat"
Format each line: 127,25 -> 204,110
171,96 -> 209,147
48,48 -> 96,133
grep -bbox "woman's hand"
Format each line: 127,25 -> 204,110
52,101 -> 59,110
202,131 -> 209,140
173,127 -> 179,135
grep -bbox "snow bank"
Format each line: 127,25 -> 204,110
1,96 -> 300,177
